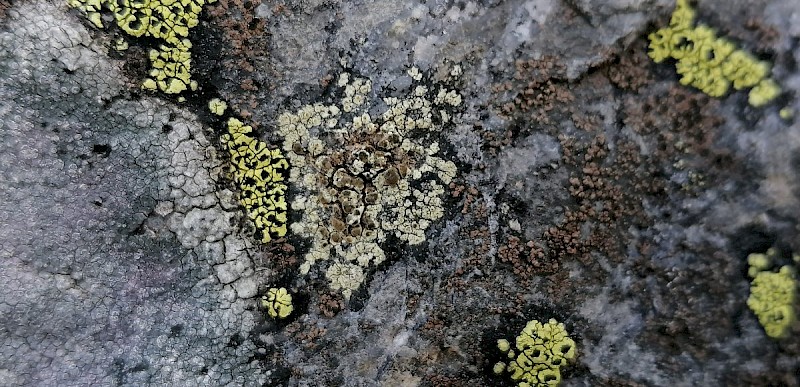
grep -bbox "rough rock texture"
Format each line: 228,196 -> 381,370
2,0 -> 800,386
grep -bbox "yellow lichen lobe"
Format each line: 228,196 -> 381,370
68,0 -> 216,94
747,249 -> 798,339
648,0 -> 781,107
208,98 -> 228,116
494,319 -> 576,387
221,117 -> 288,243
68,0 -> 105,28
748,79 -> 781,108
114,38 -> 129,51
262,287 -> 294,318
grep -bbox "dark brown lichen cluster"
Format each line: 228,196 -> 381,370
497,235 -> 552,278
479,124 -> 514,157
624,85 -> 729,194
494,57 -> 574,125
0,0 -> 11,20
316,291 -> 344,318
449,182 -> 484,216
285,320 -> 328,350
605,39 -> 653,92
486,54 -> 729,272
545,134 -> 663,264
208,0 -> 272,120
253,241 -> 297,278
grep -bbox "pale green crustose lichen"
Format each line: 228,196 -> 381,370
209,98 -> 228,116
277,67 -> 461,298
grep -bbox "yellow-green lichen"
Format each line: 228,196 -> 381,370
114,38 -> 129,51
261,287 -> 293,318
221,117 -> 288,243
748,79 -> 781,108
209,98 -> 228,116
68,0 -> 214,94
747,249 -> 798,339
494,319 -> 576,387
648,0 -> 781,106
277,67 -> 460,297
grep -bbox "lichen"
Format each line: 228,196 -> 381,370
747,248 -> 798,339
493,319 -> 576,387
67,0 -> 215,94
276,67 -> 461,297
262,287 -> 294,318
325,262 -> 365,299
114,37 -> 128,51
221,117 -> 288,243
209,98 -> 228,116
647,0 -> 781,106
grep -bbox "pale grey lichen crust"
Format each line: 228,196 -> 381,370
277,69 -> 460,298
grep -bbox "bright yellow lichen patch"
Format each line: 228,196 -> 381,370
261,287 -> 294,318
494,319 -> 577,387
648,0 -> 781,106
67,0 -> 215,94
277,68 -> 461,297
221,117 -> 288,243
747,248 -> 798,339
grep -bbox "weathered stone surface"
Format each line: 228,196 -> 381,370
2,0 -> 800,385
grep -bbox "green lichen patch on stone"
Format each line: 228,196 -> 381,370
262,287 -> 294,318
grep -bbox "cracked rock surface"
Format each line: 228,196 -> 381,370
1,2 -> 271,385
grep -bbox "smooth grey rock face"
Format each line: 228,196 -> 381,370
2,0 -> 800,386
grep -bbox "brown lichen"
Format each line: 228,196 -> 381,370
497,235 -> 554,278
0,0 -> 11,20
545,134 -> 662,264
317,291 -> 344,318
208,0 -> 274,123
606,39 -> 653,92
285,320 -> 328,350
495,57 -> 574,125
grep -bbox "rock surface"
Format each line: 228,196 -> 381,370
1,0 -> 799,385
